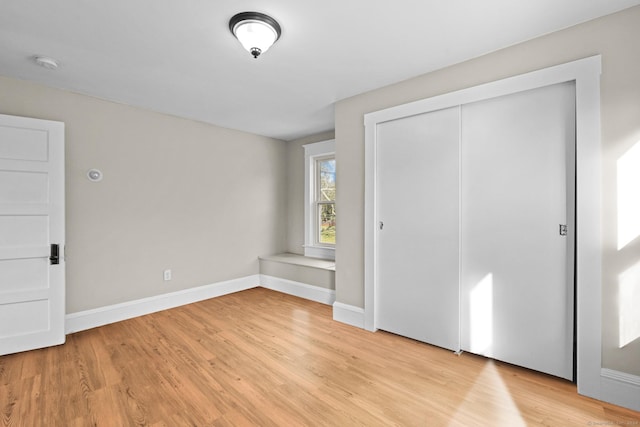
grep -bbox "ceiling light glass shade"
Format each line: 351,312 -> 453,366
230,12 -> 281,59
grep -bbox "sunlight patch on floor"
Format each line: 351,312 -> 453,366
449,361 -> 526,426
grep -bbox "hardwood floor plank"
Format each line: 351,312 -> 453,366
1,287 -> 638,426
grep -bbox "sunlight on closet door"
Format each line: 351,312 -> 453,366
469,273 -> 493,354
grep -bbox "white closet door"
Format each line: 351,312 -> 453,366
460,82 -> 575,379
377,107 -> 460,351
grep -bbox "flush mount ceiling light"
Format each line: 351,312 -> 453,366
229,12 -> 281,59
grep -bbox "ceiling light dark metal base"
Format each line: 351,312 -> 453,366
229,12 -> 282,40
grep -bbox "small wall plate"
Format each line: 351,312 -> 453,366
33,55 -> 59,70
87,169 -> 103,182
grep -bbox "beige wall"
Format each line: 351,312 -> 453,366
335,6 -> 640,375
286,131 -> 335,255
0,76 -> 288,313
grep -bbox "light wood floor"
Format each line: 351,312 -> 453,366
1,288 -> 639,426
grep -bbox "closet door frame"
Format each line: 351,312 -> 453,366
364,56 -> 602,400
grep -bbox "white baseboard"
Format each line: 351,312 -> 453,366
65,275 -> 259,334
259,275 -> 335,305
600,368 -> 640,411
333,301 -> 365,329
65,274 -> 336,334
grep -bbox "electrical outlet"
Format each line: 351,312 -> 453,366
163,269 -> 172,281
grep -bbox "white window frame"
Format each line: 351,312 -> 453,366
304,139 -> 336,260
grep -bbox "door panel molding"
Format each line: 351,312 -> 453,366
0,113 -> 65,355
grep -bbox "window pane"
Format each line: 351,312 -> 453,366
318,158 -> 336,201
318,203 -> 336,245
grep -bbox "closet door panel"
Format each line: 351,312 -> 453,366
460,82 -> 575,379
377,107 -> 460,351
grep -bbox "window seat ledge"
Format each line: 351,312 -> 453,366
259,253 -> 335,271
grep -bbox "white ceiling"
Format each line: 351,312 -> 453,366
1,1 -> 639,141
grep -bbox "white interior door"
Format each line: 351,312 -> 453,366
460,82 -> 575,379
377,107 -> 460,351
0,114 -> 65,355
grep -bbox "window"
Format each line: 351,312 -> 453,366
304,139 -> 336,259
316,156 -> 336,245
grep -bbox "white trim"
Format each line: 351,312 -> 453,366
302,245 -> 335,260
259,275 -> 335,305
65,274 -> 338,334
304,139 -> 336,156
364,56 -> 600,126
574,59 -> 603,400
364,56 -> 603,400
65,275 -> 259,334
332,302 -> 365,329
303,139 -> 336,261
364,111 -> 377,332
601,369 -> 640,411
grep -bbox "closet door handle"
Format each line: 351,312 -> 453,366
49,244 -> 60,265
